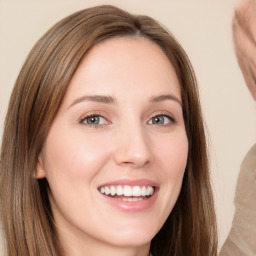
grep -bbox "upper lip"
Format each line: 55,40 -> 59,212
97,179 -> 159,189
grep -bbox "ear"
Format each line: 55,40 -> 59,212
35,153 -> 46,179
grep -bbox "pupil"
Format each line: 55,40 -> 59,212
88,116 -> 99,124
153,116 -> 163,124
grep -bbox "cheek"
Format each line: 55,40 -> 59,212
149,131 -> 188,228
156,131 -> 188,200
155,131 -> 188,178
41,126 -> 111,185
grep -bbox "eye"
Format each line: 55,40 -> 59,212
148,114 -> 175,125
80,114 -> 108,126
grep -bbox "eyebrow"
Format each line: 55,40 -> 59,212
68,95 -> 116,108
68,93 -> 182,109
150,94 -> 182,106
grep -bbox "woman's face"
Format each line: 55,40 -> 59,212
37,37 -> 188,252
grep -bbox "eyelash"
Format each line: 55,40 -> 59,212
79,114 -> 109,128
79,113 -> 176,128
148,113 -> 176,126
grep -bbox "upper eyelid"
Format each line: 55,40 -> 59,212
79,113 -> 109,125
148,111 -> 176,120
148,114 -> 176,124
78,110 -> 107,120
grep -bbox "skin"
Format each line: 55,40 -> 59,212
219,1 -> 256,255
36,37 -> 188,256
233,0 -> 256,100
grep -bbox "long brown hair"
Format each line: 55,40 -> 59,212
0,5 -> 217,256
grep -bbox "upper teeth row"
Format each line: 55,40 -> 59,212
99,185 -> 155,197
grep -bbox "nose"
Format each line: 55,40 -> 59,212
113,123 -> 152,168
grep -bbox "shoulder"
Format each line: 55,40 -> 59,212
241,143 -> 256,170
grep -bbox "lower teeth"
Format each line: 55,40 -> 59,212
122,198 -> 144,202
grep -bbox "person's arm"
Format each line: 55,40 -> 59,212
233,0 -> 256,100
220,1 -> 256,255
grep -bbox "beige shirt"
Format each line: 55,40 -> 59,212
220,143 -> 256,255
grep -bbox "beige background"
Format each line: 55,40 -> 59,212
1,0 -> 256,251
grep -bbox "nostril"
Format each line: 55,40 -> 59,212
120,159 -> 150,168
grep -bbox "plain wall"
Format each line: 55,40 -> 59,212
1,0 -> 256,251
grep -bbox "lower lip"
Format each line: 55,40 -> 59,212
99,190 -> 158,212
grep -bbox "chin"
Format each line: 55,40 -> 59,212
108,236 -> 152,248
102,225 -> 158,248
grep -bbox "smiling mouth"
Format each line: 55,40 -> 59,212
98,185 -> 155,201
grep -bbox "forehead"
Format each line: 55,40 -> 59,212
63,36 -> 181,105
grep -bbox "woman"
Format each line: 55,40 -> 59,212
0,5 -> 217,256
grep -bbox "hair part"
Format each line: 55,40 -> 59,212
0,5 -> 217,256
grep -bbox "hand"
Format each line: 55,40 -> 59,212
233,0 -> 256,100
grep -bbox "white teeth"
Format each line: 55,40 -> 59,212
105,187 -> 110,195
116,185 -> 123,196
132,186 -> 141,196
122,197 -> 143,202
99,185 -> 155,197
110,186 -> 115,196
123,186 -> 133,196
141,186 -> 147,196
146,186 -> 154,196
